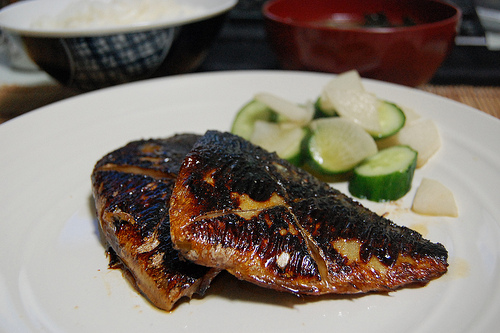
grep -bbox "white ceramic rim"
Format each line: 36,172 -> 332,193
0,0 -> 237,37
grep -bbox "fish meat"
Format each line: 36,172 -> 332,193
92,130 -> 448,311
91,134 -> 220,311
170,130 -> 448,295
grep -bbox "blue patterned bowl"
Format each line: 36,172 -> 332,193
0,0 -> 237,91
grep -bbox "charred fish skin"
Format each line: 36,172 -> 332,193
291,196 -> 448,292
91,134 -> 219,311
170,130 -> 448,295
94,134 -> 202,177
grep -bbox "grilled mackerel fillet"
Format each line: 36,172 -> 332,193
170,131 -> 448,295
91,134 -> 220,311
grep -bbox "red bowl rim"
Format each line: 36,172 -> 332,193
262,0 -> 461,34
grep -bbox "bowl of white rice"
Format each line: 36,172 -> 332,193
0,0 -> 237,90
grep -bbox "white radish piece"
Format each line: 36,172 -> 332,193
250,121 -> 306,161
319,71 -> 365,112
325,89 -> 382,133
412,178 -> 458,217
254,92 -> 313,125
399,105 -> 421,122
320,70 -> 381,133
323,70 -> 365,93
377,117 -> 441,168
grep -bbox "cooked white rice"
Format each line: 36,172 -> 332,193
32,0 -> 204,29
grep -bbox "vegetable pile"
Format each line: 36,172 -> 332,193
231,71 -> 457,215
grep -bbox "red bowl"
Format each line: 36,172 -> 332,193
263,0 -> 461,87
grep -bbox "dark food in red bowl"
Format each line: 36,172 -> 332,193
263,0 -> 461,87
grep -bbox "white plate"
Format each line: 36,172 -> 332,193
1,71 -> 499,333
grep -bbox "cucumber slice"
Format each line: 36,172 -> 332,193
250,121 -> 308,166
369,101 -> 406,139
349,145 -> 417,202
305,118 -> 378,175
231,100 -> 277,140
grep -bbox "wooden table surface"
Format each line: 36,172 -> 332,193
419,85 -> 500,119
1,83 -> 499,125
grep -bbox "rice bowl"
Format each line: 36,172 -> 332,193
0,0 -> 237,90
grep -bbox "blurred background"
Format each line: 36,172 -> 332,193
199,0 -> 500,85
0,0 -> 499,122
